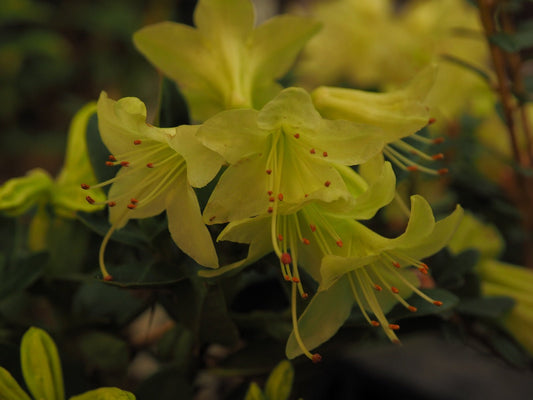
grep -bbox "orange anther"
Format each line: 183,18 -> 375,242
277,234 -> 283,241
428,117 -> 437,125
108,201 -> 116,207
374,284 -> 382,291
134,139 -> 142,145
278,193 -> 284,201
103,275 -> 113,282
323,151 -> 328,157
284,275 -> 291,281
294,133 -> 300,138
127,204 -> 137,209
302,238 -> 310,245
389,324 -> 400,330
86,196 -> 95,204
371,320 -> 380,327
336,240 -> 343,247
433,300 -> 443,306
391,287 -> 399,294
438,168 -> 449,175
292,277 -> 300,283
419,267 -> 429,275
281,252 -> 292,265
312,354 -> 322,363
268,207 -> 273,213
146,162 -> 154,168
269,196 -> 275,202
324,181 -> 331,187
433,137 -> 445,144
105,161 -> 115,166
302,292 -> 309,299
267,190 -> 273,195
310,148 -> 316,154
432,153 -> 444,160
310,224 -> 316,232
108,155 -> 116,161
407,166 -> 418,172
120,161 -> 130,167
81,183 -> 90,190
392,261 -> 401,268
420,263 -> 428,269
408,306 -> 418,312
130,198 -> 139,204
266,169 -> 272,175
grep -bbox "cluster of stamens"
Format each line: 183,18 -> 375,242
80,137 -> 184,282
346,250 -> 443,342
383,119 -> 448,176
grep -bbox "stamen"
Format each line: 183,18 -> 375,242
130,198 -> 139,204
81,183 -> 90,190
266,169 -> 272,175
322,151 -> 328,157
108,155 -> 116,161
108,201 -> 116,207
371,321 -> 380,327
120,161 -> 130,167
428,117 -> 436,125
86,196 -> 95,204
269,196 -> 275,202
106,161 -> 115,166
278,234 -> 283,241
389,324 -> 400,330
336,240 -> 343,247
324,181 -> 331,187
294,133 -> 300,138
278,193 -> 284,201
374,284 -> 382,291
392,261 -> 401,269
408,306 -> 417,312
134,139 -> 142,145
391,286 -> 400,294
127,204 -> 137,209
433,301 -> 443,306
291,282 -> 322,363
302,238 -> 310,245
310,148 -> 316,154
146,163 -> 154,168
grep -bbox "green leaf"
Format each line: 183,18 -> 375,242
430,249 -> 480,289
198,284 -> 240,346
157,77 -> 189,128
0,252 -> 46,303
69,387 -> 135,400
135,366 -> 193,400
72,281 -> 147,326
77,211 -> 148,246
264,361 -> 293,400
387,288 -> 460,321
0,367 -> 31,400
20,327 -> 65,400
158,278 -> 207,331
78,332 -> 129,373
457,296 -> 515,319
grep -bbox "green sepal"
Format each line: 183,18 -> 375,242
264,360 -> 294,400
0,367 -> 31,400
20,327 -> 65,400
69,387 -> 136,400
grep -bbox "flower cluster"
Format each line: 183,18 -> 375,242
77,0 -> 463,361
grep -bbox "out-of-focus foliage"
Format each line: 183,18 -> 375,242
1,0 -> 533,399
